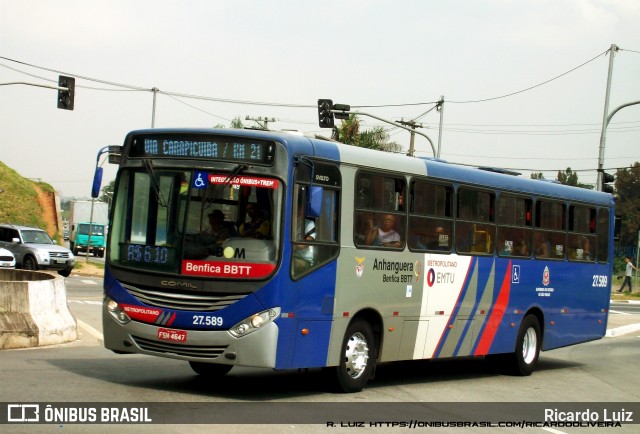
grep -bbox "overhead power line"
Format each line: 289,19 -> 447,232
0,46 -> 618,109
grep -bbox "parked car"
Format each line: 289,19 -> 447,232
0,247 -> 16,269
0,224 -> 75,277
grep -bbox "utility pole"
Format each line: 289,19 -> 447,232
396,119 -> 424,157
245,116 -> 276,130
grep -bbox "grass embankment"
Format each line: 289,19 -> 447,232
0,161 -> 52,229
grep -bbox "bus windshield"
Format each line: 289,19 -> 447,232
108,167 -> 282,279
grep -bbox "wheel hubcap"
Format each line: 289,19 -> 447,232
522,327 -> 537,364
345,332 -> 369,379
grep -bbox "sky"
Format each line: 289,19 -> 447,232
1,0 -> 639,199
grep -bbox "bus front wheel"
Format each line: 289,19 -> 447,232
189,361 -> 232,377
509,314 -> 541,376
335,320 -> 376,393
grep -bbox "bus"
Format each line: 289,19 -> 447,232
102,128 -> 613,392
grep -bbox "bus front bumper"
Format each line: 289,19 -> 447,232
102,303 -> 279,369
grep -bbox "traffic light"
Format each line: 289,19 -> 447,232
57,75 -> 75,110
333,103 -> 351,120
317,99 -> 334,128
599,170 -> 615,193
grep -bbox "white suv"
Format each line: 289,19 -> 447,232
0,224 -> 75,277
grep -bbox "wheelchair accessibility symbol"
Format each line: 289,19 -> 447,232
193,171 -> 208,189
512,265 -> 520,284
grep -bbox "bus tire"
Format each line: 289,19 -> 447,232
335,320 -> 376,393
189,361 -> 232,377
509,314 -> 541,376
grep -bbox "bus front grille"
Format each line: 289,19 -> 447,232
132,336 -> 227,359
123,284 -> 247,311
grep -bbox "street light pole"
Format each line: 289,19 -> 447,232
151,87 -> 159,128
437,96 -> 444,159
596,44 -> 618,191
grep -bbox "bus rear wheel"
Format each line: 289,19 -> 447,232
189,361 -> 232,377
335,320 -> 376,393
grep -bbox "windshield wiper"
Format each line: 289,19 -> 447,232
224,164 -> 247,186
143,158 -> 168,208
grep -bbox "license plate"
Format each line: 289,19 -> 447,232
157,328 -> 187,343
54,259 -> 66,264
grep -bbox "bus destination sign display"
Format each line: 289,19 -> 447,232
129,134 -> 275,165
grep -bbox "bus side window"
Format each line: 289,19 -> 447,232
535,200 -> 565,259
456,188 -> 495,255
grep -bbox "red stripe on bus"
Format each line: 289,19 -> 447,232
474,261 -> 511,356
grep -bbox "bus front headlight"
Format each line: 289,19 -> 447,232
229,307 -> 280,338
106,299 -> 131,324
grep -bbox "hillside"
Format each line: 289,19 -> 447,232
0,161 -> 61,242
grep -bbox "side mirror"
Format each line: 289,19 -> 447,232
91,167 -> 103,198
11,237 -> 20,244
306,186 -> 323,219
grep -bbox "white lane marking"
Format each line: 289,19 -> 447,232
76,319 -> 104,341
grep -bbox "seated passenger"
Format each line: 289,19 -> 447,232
183,210 -> 232,259
571,236 -> 592,261
200,210 -> 232,246
239,203 -> 271,239
365,214 -> 401,247
517,237 -> 530,256
355,211 -> 375,245
533,232 -> 549,258
428,226 -> 449,251
293,215 -> 317,270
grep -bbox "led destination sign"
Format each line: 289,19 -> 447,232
129,134 -> 275,165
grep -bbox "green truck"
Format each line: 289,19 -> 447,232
69,201 -> 108,257
71,222 -> 106,257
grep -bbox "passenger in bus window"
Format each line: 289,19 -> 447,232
534,231 -> 549,258
183,210 -> 233,259
499,237 -> 514,256
239,203 -> 271,239
428,226 -> 449,251
581,237 -> 592,261
517,237 -> 530,256
200,210 -> 232,247
366,214 -> 401,247
355,211 -> 375,245
570,236 -> 592,261
293,201 -> 317,270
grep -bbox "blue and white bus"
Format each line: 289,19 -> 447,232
102,128 -> 613,392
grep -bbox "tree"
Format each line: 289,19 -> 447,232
337,116 -> 402,153
530,172 -> 544,180
556,167 -> 593,190
213,117 -> 244,129
557,167 -> 578,186
99,180 -> 115,205
613,162 -> 640,247
230,117 -> 244,129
